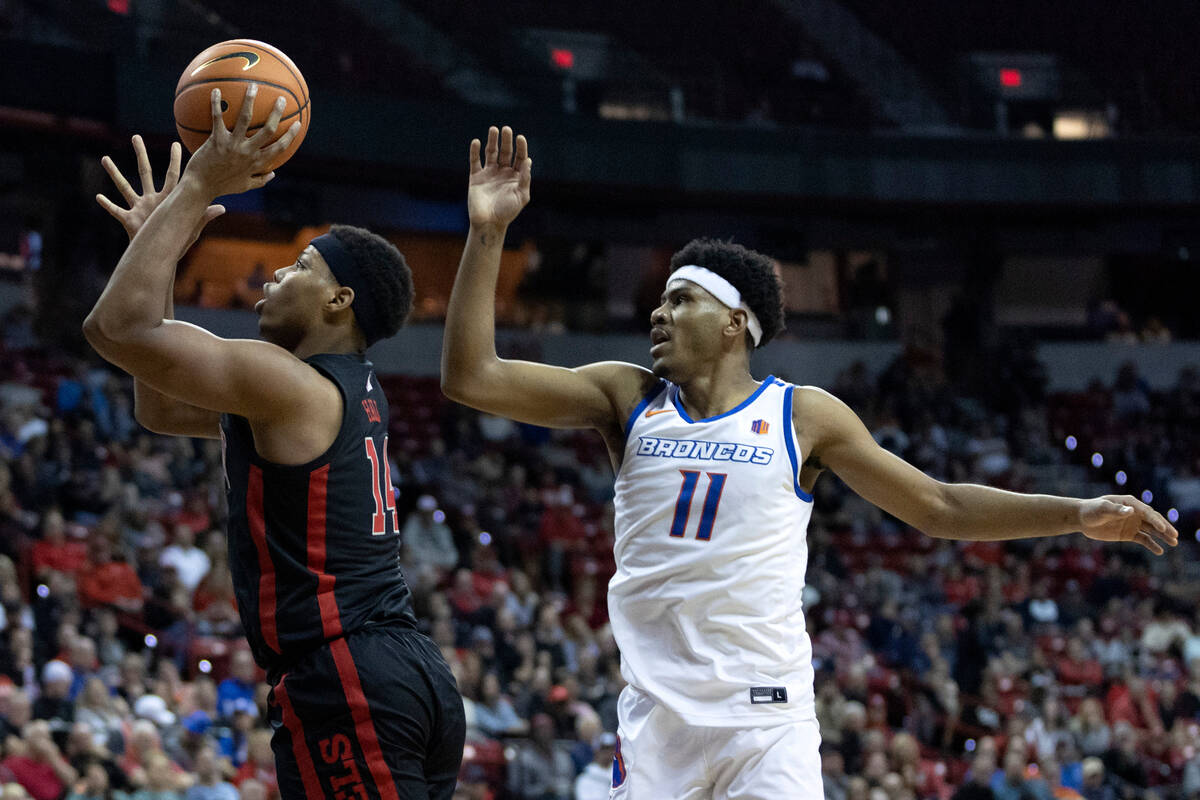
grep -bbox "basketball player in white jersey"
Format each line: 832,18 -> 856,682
441,126 -> 1178,799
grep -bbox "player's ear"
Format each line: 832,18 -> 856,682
726,308 -> 748,340
329,285 -> 354,312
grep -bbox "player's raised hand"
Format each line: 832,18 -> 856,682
1080,494 -> 1178,555
182,85 -> 301,198
97,135 -> 225,246
468,126 -> 531,228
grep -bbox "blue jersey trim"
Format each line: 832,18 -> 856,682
672,375 -> 776,424
782,385 -> 815,503
623,380 -> 668,440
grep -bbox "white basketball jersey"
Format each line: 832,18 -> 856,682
610,376 -> 816,727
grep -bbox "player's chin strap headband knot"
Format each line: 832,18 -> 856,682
311,232 -> 386,347
668,265 -> 763,347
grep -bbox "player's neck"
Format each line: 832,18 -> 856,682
289,325 -> 363,361
676,360 -> 759,420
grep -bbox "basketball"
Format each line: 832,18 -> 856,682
174,39 -> 310,173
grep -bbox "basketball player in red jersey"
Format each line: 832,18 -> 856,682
85,88 -> 464,800
441,126 -> 1178,798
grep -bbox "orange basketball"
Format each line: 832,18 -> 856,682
174,39 -> 311,173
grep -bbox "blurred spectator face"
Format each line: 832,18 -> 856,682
890,732 -> 918,766
970,754 -> 995,785
822,749 -> 845,777
83,762 -> 109,794
145,752 -> 176,791
846,776 -> 870,800
231,650 -> 256,684
1004,750 -> 1026,782
240,778 -> 267,800
194,744 -> 220,782
248,729 -> 273,767
531,713 -> 555,747
67,722 -> 95,757
480,673 -> 502,705
864,751 -> 889,781
71,637 -> 97,671
22,720 -> 54,762
1081,757 -> 1104,788
2,690 -> 31,730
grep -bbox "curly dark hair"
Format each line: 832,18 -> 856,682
328,224 -> 413,346
669,238 -> 785,348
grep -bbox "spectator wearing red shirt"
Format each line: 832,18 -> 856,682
76,535 -> 143,613
30,508 -> 87,578
1105,674 -> 1163,733
2,719 -> 77,800
1056,637 -> 1103,698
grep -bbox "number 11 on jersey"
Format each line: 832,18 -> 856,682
669,470 -> 727,541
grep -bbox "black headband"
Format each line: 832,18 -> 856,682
311,232 -> 387,346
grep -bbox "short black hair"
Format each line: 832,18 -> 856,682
328,224 -> 414,345
669,238 -> 785,348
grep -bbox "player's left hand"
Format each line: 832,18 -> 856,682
1080,494 -> 1178,554
97,135 -> 225,246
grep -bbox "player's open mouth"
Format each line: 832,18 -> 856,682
650,328 -> 670,345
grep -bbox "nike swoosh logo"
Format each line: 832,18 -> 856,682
645,408 -> 673,418
191,51 -> 261,77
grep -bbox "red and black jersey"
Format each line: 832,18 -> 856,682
220,353 -> 417,680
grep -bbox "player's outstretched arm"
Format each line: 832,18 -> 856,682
96,135 -> 225,438
442,126 -> 654,432
84,86 -> 317,423
796,387 -> 1178,555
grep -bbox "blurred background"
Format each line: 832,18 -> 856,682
1,1 -> 1200,799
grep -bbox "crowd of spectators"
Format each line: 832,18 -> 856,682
1,325 -> 1199,800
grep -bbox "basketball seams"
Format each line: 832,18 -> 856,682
174,101 -> 309,134
225,39 -> 309,107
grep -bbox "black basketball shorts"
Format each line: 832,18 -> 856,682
269,626 -> 465,800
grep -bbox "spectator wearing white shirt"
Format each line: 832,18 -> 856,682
159,525 -> 210,595
573,732 -> 616,800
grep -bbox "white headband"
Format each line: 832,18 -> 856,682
667,265 -> 763,346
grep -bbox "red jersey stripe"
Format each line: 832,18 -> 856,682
329,637 -> 399,800
305,465 -> 343,639
275,681 -> 323,800
247,466 -> 279,653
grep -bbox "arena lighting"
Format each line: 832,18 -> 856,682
144,634 -> 158,649
965,739 -> 977,752
1141,490 -> 1154,503
1195,530 -> 1200,543
999,68 -> 1023,88
433,509 -> 446,523
1064,436 -> 1077,451
550,48 -> 575,70
107,0 -> 130,14
1168,508 -> 1180,523
479,531 -> 492,546
1091,452 -> 1104,468
1115,471 -> 1128,486
198,660 -> 213,674
36,584 -> 49,598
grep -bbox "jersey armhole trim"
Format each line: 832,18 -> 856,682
623,379 -> 668,441
782,385 -> 815,503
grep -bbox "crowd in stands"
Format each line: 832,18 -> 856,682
1,324 -> 1199,800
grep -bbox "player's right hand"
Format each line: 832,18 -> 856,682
181,84 -> 300,198
468,125 -> 532,228
97,135 -> 225,246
